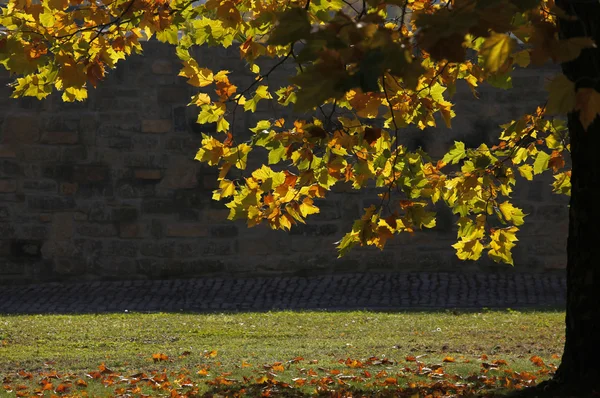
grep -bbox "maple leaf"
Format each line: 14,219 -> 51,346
480,33 -> 515,74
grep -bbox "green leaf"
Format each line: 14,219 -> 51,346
442,141 -> 466,165
156,26 -> 180,45
267,142 -> 286,164
533,151 -> 550,175
244,85 -> 272,112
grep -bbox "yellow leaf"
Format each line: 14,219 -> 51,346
575,88 -> 600,130
452,236 -> 484,261
299,197 -> 320,217
498,201 -> 526,226
480,33 -> 514,73
191,93 -> 211,106
488,227 -> 519,265
518,164 -> 533,181
197,369 -> 209,376
62,87 -> 87,102
213,179 -> 236,200
179,59 -> 214,87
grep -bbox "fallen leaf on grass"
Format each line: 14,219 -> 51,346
152,353 -> 169,362
530,355 -> 546,367
203,350 -> 218,358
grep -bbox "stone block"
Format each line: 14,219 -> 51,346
204,209 -> 229,222
40,131 -> 79,145
141,119 -> 172,133
536,204 -> 568,221
102,240 -> 138,257
76,223 -> 118,237
95,256 -> 137,275
111,207 -> 138,222
60,182 -> 78,195
0,179 -> 17,193
151,59 -> 173,75
27,196 -> 76,211
0,239 -> 10,256
87,202 -> 112,223
157,86 -> 189,104
131,134 -> 161,150
22,179 -> 57,192
142,198 -> 179,214
119,223 -> 144,238
0,160 -> 20,176
60,146 -> 88,162
202,175 -> 218,190
175,259 -> 225,275
0,145 -> 17,158
288,223 -> 339,236
22,146 -> 61,162
201,240 -> 234,255
1,114 -> 40,144
157,158 -> 199,189
53,257 -> 87,275
50,213 -> 74,240
45,164 -> 110,183
166,223 -> 209,237
140,241 -> 201,258
18,225 -> 48,240
0,259 -> 26,275
134,169 -> 163,180
124,153 -> 168,168
11,239 -> 43,258
210,225 -> 238,238
165,136 -> 195,154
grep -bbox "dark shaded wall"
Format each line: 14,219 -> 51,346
0,41 -> 568,283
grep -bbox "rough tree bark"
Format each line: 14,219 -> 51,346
545,0 -> 600,395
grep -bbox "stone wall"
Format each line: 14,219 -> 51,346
0,41 -> 569,283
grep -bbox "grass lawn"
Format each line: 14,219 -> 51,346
0,310 -> 564,397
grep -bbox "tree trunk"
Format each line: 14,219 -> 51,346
550,0 -> 600,394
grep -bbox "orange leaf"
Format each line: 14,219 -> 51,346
55,383 -> 70,393
442,356 -> 455,363
256,375 -> 269,384
75,379 -> 87,387
152,353 -> 169,362
197,369 -> 209,376
204,350 -> 218,358
530,355 -> 546,367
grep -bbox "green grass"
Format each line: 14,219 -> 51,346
0,310 -> 565,397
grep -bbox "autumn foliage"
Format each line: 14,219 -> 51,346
2,352 -> 560,397
1,0 -> 598,263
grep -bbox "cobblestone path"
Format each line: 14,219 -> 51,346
0,272 -> 566,314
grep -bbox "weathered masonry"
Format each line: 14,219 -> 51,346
0,41 -> 568,283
